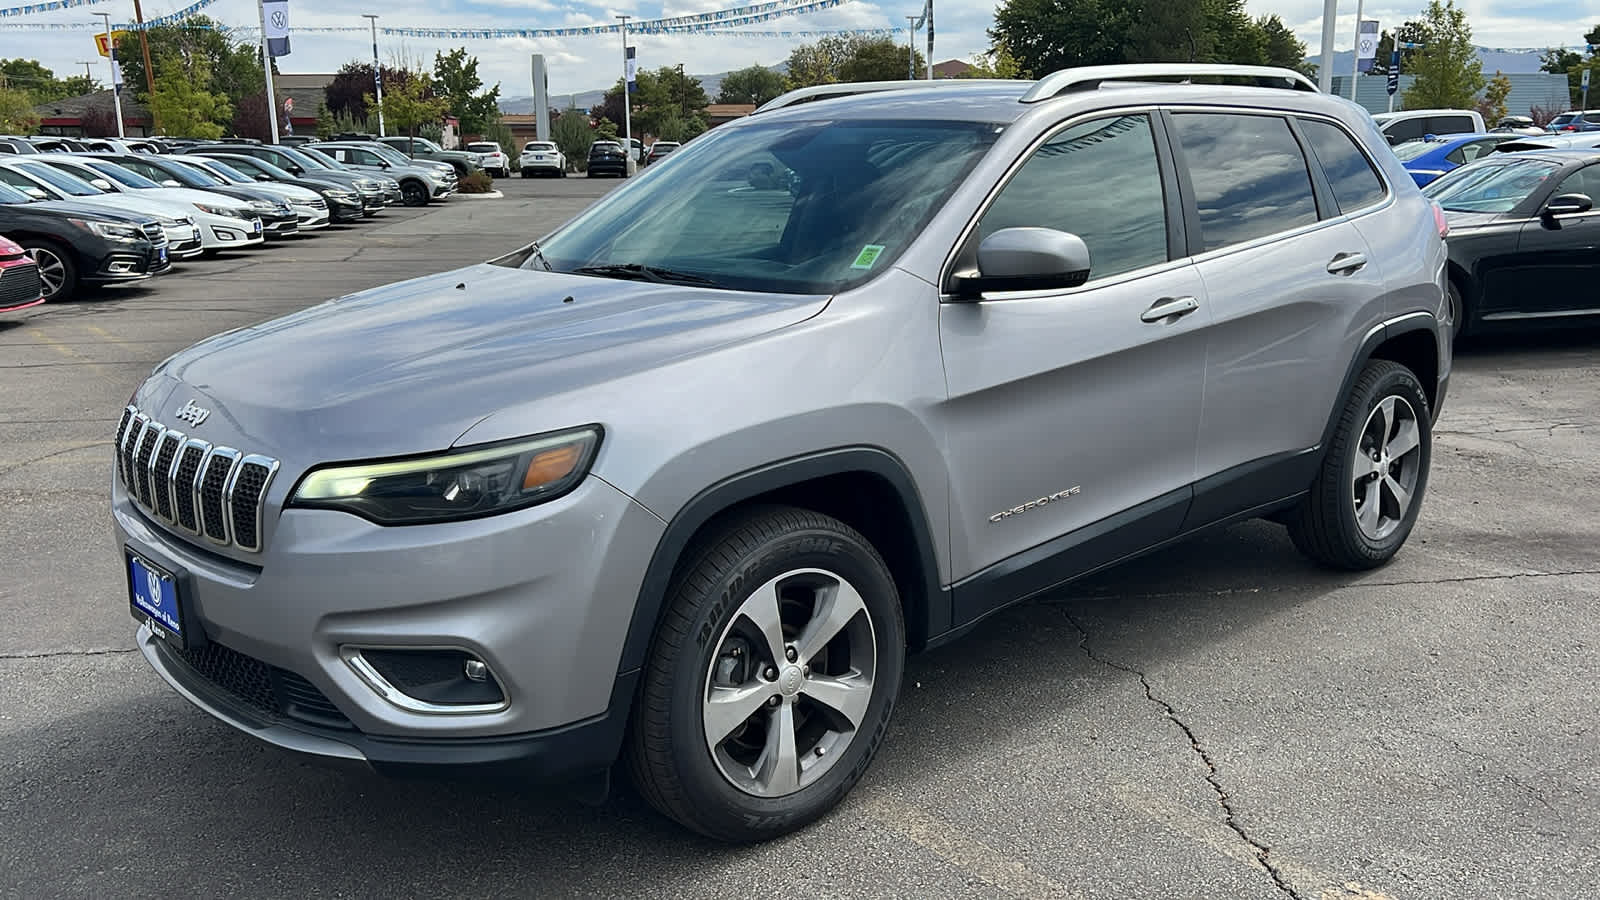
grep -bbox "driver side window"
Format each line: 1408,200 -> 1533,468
979,114 -> 1170,282
1553,164 -> 1600,203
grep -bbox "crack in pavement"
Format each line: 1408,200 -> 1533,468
0,648 -> 136,660
1059,608 -> 1302,900
0,440 -> 111,478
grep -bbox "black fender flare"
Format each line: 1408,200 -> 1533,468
1317,311 -> 1442,453
616,446 -> 947,676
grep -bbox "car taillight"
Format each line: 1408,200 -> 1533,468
1431,200 -> 1449,238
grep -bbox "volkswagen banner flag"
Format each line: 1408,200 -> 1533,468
263,0 -> 291,57
625,45 -> 637,92
1356,20 -> 1379,72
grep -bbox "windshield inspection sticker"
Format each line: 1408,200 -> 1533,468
851,244 -> 886,270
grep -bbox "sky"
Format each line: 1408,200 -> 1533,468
7,0 -> 1595,102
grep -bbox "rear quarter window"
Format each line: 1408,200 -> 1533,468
1297,119 -> 1389,215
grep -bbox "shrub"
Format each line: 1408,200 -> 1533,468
457,171 -> 495,193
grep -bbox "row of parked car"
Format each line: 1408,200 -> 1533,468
0,136 -> 467,307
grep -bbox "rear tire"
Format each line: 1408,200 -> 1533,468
1446,279 -> 1468,341
626,506 -> 905,842
20,240 -> 76,302
1288,360 -> 1432,570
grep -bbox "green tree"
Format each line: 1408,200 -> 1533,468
0,58 -> 73,104
962,41 -> 1028,79
432,48 -> 501,136
374,72 -> 448,140
0,84 -> 39,133
1402,0 -> 1484,110
784,35 -> 858,86
1479,70 -> 1513,123
144,52 -> 231,140
839,38 -> 922,82
1256,15 -> 1311,74
550,107 -> 591,171
1550,24 -> 1600,106
599,66 -> 709,141
716,65 -> 786,104
783,35 -> 931,87
117,17 -> 263,110
59,74 -> 98,96
1372,21 -> 1428,76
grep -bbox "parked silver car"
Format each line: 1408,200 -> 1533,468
305,142 -> 456,206
112,65 -> 1450,843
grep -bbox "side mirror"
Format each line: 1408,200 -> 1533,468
1543,192 -> 1594,218
162,179 -> 181,187
255,174 -> 272,182
26,187 -> 48,199
950,228 -> 1092,300
91,178 -> 113,190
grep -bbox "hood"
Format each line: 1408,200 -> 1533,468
135,186 -> 255,212
18,198 -> 158,224
33,194 -> 177,222
245,183 -> 321,202
141,264 -> 830,463
179,183 -> 286,206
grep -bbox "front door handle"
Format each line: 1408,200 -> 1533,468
1140,295 -> 1201,323
1327,252 -> 1368,275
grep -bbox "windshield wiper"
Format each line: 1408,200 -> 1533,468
571,263 -> 723,288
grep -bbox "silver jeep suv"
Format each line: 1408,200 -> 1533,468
111,65 -> 1450,842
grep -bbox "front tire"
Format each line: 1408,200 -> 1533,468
400,181 -> 429,207
627,506 -> 905,842
1287,360 -> 1432,570
20,240 -> 76,302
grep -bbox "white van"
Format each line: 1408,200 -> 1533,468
1372,109 -> 1485,145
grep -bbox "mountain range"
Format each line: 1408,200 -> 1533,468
496,47 -> 1550,114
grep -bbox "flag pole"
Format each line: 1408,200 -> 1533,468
258,0 -> 280,143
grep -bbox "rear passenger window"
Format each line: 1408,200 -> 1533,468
1384,118 -> 1425,144
1298,119 -> 1388,213
1171,113 -> 1319,251
979,114 -> 1169,281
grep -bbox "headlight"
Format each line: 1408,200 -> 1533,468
289,426 -> 602,525
354,178 -> 381,190
193,203 -> 247,219
249,199 -> 277,211
73,219 -> 143,242
155,215 -> 185,227
326,189 -> 358,201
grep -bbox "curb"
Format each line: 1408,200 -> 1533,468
454,190 -> 505,200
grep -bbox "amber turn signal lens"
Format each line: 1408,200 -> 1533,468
522,444 -> 583,490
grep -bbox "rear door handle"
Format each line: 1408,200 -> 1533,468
1140,296 -> 1201,323
1327,252 -> 1368,275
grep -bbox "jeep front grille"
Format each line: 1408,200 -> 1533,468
115,405 -> 279,552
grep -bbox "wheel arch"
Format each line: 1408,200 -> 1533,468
617,447 -> 948,677
1320,312 -> 1443,453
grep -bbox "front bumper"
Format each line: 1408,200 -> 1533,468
113,472 -> 664,774
261,212 -> 300,238
291,205 -> 331,229
201,217 -> 266,249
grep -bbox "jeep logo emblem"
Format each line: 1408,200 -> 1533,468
173,399 -> 211,427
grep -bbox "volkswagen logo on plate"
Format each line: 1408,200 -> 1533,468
145,569 -> 162,603
173,399 -> 211,427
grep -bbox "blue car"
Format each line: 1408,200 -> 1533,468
1393,133 -> 1523,187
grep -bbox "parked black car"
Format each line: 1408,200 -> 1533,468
1423,149 -> 1600,338
91,153 -> 301,238
197,153 -> 365,223
0,181 -> 169,301
587,141 -> 628,178
191,144 -> 393,214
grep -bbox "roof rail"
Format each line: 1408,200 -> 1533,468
752,78 -> 1032,115
1020,64 -> 1319,103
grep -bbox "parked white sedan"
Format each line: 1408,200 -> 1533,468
518,141 -> 567,178
466,142 -> 510,178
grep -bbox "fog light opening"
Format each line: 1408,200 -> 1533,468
340,646 -> 507,715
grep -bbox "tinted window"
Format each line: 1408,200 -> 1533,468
1384,118 -> 1427,144
1172,113 -> 1319,250
1553,164 -> 1600,202
1427,116 -> 1475,135
355,150 -> 384,166
980,114 -> 1168,281
1299,119 -> 1388,213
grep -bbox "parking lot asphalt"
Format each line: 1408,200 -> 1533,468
3,174 -> 1598,899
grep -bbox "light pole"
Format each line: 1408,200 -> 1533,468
906,17 -> 916,79
1348,0 -> 1365,102
363,14 -> 385,136
256,0 -> 280,143
1317,0 -> 1338,93
92,13 -> 124,138
617,15 -> 633,173
925,0 -> 933,81
76,61 -> 96,83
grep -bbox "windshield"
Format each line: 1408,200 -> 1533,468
282,147 -> 337,170
164,160 -> 224,186
0,182 -> 34,204
411,138 -> 442,152
1391,140 -> 1442,162
535,117 -> 1001,294
467,143 -> 500,153
194,159 -> 251,183
364,144 -> 415,167
234,156 -> 294,180
1422,158 -> 1561,212
13,161 -> 101,195
84,160 -> 163,189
